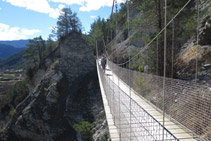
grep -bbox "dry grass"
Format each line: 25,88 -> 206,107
176,45 -> 211,74
178,45 -> 211,64
180,45 -> 199,64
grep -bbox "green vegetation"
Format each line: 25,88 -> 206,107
0,43 -> 24,59
9,108 -> 16,116
128,49 -> 156,73
23,36 -> 57,79
48,59 -> 59,71
24,36 -> 46,69
133,75 -> 150,96
44,88 -> 48,92
84,17 -> 109,53
24,7 -> 81,72
56,8 -> 82,39
112,0 -> 203,76
73,121 -> 94,141
0,50 -> 24,69
0,80 -> 29,130
0,80 -> 29,109
97,133 -> 109,141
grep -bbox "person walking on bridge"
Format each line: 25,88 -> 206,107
99,57 -> 102,69
101,56 -> 106,73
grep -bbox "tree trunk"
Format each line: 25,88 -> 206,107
157,0 -> 162,30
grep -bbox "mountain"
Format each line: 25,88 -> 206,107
0,40 -> 29,48
0,44 -> 24,59
1,32 -> 108,140
0,50 -> 24,69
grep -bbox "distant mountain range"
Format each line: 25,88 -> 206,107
0,40 -> 29,48
0,40 -> 29,69
0,44 -> 24,59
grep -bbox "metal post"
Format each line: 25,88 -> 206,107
115,0 -> 118,35
162,0 -> 167,140
170,19 -> 174,119
96,40 -> 98,59
112,61 -> 115,123
156,37 -> 159,76
195,0 -> 200,81
119,58 -> 121,140
129,56 -> 132,140
127,1 -> 131,139
171,19 -> 174,79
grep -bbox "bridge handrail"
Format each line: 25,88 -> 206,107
107,60 -> 210,141
97,60 -> 179,140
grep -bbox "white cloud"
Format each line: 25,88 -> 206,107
51,0 -> 125,12
21,28 -> 40,36
49,4 -> 65,18
0,8 -> 2,10
49,8 -> 60,19
90,15 -> 96,19
2,0 -> 64,19
0,23 -> 40,40
2,0 -> 53,13
49,26 -> 54,30
2,0 -> 125,19
51,0 -> 85,5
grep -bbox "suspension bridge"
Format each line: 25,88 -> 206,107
96,0 -> 211,140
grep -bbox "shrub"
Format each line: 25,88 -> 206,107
97,133 -> 109,141
9,107 -> 16,116
12,81 -> 29,106
44,88 -> 48,92
73,121 -> 94,141
26,67 -> 35,80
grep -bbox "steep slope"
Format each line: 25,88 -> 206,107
106,0 -> 210,83
1,32 -> 108,141
176,14 -> 211,84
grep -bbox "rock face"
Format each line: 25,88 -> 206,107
199,15 -> 211,45
175,13 -> 211,84
2,31 -> 108,141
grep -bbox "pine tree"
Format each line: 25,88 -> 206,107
57,8 -> 82,38
24,36 -> 46,68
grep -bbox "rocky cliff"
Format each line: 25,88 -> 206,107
1,31 -> 108,141
176,14 -> 211,84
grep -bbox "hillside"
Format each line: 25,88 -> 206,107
0,44 -> 24,59
0,40 -> 29,48
100,0 -> 211,83
0,50 -> 24,69
1,32 -> 108,141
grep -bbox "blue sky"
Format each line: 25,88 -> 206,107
0,0 -> 124,40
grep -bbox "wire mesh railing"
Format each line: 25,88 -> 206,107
108,60 -> 211,141
98,61 -> 179,141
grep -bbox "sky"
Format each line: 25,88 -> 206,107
0,0 -> 124,41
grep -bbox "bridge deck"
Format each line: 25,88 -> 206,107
97,62 -> 120,141
97,62 -> 197,141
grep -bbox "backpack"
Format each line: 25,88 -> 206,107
101,58 -> 106,66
